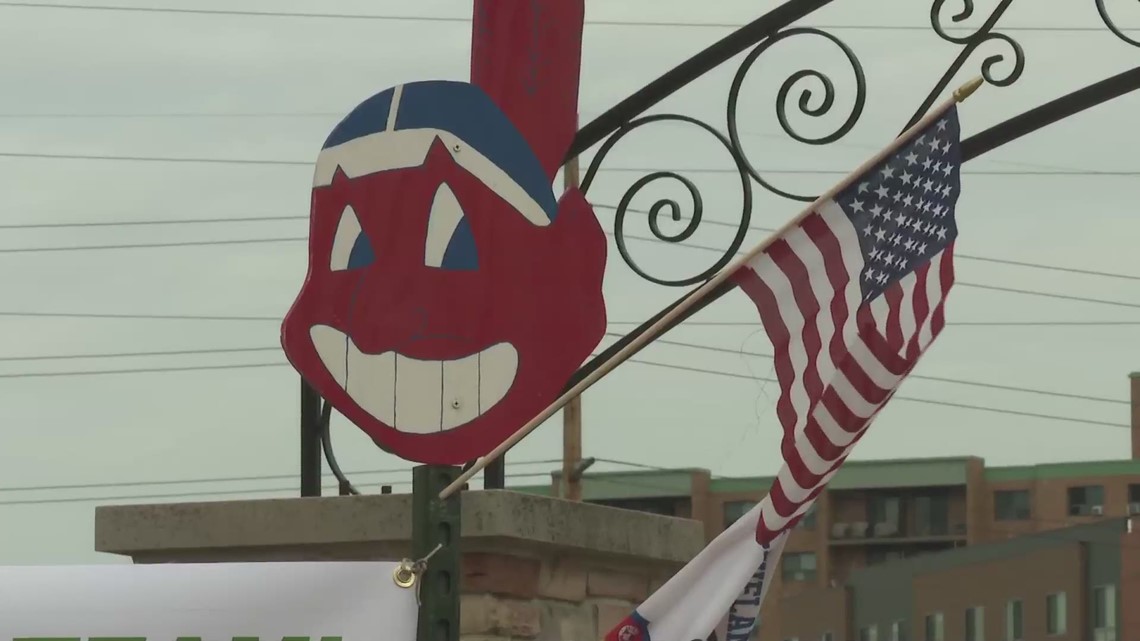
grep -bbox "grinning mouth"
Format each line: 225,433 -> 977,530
309,325 -> 518,433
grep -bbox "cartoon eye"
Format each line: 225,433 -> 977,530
424,183 -> 478,271
329,205 -> 375,272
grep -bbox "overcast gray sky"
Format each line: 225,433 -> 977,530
0,0 -> 1138,565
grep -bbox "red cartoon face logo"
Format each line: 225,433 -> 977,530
281,80 -> 607,464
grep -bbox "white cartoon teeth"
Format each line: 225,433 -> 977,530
308,325 -> 518,433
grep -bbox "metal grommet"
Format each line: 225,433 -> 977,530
393,561 -> 417,589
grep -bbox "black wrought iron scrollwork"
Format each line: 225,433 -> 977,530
319,400 -> 360,496
726,27 -> 867,202
1097,0 -> 1140,47
579,114 -> 754,287
904,0 -> 1024,129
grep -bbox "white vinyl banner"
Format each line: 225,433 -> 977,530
0,562 -> 418,641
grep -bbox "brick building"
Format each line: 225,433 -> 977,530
511,372 -> 1140,640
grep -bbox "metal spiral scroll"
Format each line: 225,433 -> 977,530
726,27 -> 868,203
1096,0 -> 1140,48
903,0 -> 1025,129
579,114 -> 754,287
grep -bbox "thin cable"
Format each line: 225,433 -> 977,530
603,209 -> 1140,283
0,3 -> 1133,31
0,310 -> 280,322
3,229 -> 1137,312
626,358 -> 1129,428
6,205 -> 1139,284
4,337 -> 1124,407
602,166 -> 1140,176
0,355 -> 1124,429
608,333 -> 1127,405
0,345 -> 278,362
0,460 -> 561,493
0,214 -> 304,230
2,150 -> 1134,176
0,471 -> 554,507
0,309 -> 1134,328
0,457 -> 663,495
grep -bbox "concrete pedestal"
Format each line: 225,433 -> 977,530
96,490 -> 704,640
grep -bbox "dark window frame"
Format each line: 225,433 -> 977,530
1066,485 -> 1105,516
993,489 -> 1031,521
722,500 -> 757,529
781,551 -> 818,582
1006,599 -> 1023,641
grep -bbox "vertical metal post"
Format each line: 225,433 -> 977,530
483,456 -> 506,489
300,378 -> 323,497
561,154 -> 584,501
412,465 -> 461,641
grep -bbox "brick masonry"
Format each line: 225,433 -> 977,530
461,553 -> 659,640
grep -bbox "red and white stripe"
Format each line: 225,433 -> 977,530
732,199 -> 956,544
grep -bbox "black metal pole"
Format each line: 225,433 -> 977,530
412,465 -> 462,641
300,378 -> 322,497
483,456 -> 506,489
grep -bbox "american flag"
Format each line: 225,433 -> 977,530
732,106 -> 963,544
602,106 -> 965,641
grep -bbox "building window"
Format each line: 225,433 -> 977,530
914,493 -> 950,535
723,500 -> 756,528
965,606 -> 984,641
859,625 -> 878,641
1046,592 -> 1067,635
797,503 -> 818,530
1067,485 -> 1105,516
924,612 -> 944,641
1093,584 -> 1117,638
993,489 -> 1031,521
1006,599 -> 1023,641
890,620 -> 907,641
869,495 -> 902,526
1129,485 -> 1140,515
782,552 -> 817,582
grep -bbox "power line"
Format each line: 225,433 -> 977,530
0,214 -> 304,230
0,353 -> 1125,429
0,471 -> 555,507
4,335 -> 1124,407
0,309 -> 1135,329
3,228 -> 1138,312
5,207 -> 1140,285
0,459 -> 562,493
621,334 -> 1127,405
607,319 -> 1140,327
679,217 -> 1140,283
1,2 -> 1133,32
0,310 -> 280,322
0,345 -> 278,362
2,150 -> 1135,176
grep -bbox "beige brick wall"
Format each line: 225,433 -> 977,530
460,552 -> 672,640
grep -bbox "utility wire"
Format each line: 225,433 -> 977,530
0,335 -> 1125,407
611,333 -> 1127,405
0,2 -> 1134,32
0,355 -> 1124,429
1,150 -> 1135,176
0,309 -> 1135,329
2,227 -> 1137,311
4,206 -> 1139,284
0,472 -> 555,507
0,459 -> 563,493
